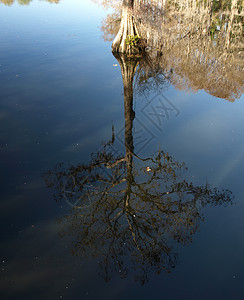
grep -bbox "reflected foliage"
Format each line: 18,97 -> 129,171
0,0 -> 60,5
2,0 -> 242,100
100,0 -> 243,101
0,0 -> 14,4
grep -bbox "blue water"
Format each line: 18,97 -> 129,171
1,1 -> 244,299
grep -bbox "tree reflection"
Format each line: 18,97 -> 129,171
100,0 -> 243,101
45,52 -> 233,284
2,0 -> 242,100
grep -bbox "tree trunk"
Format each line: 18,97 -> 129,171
112,0 -> 140,54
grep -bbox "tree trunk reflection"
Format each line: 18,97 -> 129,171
44,52 -> 233,285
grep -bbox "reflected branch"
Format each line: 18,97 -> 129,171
45,125 -> 232,285
43,10 -> 236,283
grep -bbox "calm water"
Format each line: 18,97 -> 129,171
0,0 -> 244,299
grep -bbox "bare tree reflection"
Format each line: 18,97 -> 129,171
45,52 -> 233,285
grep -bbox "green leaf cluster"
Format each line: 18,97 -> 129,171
125,35 -> 140,48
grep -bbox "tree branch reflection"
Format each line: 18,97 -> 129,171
45,52 -> 233,285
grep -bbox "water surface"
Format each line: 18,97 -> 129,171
0,0 -> 244,299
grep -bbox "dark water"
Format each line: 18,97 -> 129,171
0,0 -> 244,299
